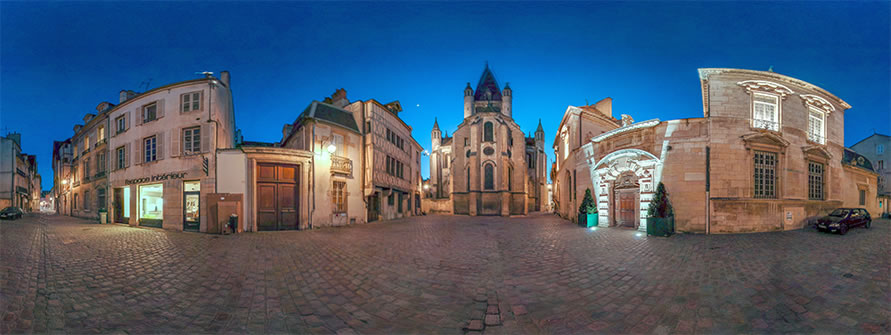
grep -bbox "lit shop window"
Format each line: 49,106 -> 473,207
183,181 -> 200,224
122,187 -> 131,218
139,183 -> 163,220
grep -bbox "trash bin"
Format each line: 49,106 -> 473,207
227,214 -> 238,234
98,209 -> 107,224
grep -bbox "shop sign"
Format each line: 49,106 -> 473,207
125,172 -> 188,185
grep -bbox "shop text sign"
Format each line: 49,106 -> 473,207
125,172 -> 188,185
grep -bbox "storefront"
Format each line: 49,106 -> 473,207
110,170 -> 210,232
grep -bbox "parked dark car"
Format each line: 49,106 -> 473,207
815,208 -> 871,235
0,206 -> 24,220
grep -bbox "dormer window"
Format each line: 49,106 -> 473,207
752,93 -> 779,131
807,107 -> 825,144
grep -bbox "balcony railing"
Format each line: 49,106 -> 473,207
331,155 -> 353,175
807,133 -> 825,145
752,119 -> 779,132
95,139 -> 107,148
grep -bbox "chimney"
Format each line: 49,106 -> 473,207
96,101 -> 114,113
330,88 -> 348,108
220,71 -> 230,87
594,97 -> 612,118
119,90 -> 129,103
282,124 -> 293,142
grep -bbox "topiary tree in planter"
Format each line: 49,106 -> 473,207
646,182 -> 674,236
578,188 -> 597,227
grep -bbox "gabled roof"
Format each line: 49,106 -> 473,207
474,64 -> 502,102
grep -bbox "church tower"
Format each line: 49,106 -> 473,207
502,83 -> 512,118
463,83 -> 473,119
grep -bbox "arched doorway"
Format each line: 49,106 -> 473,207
613,172 -> 639,228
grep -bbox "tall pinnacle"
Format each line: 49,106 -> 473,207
432,117 -> 440,131
536,118 -> 544,133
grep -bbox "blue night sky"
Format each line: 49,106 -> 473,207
1,1 -> 889,191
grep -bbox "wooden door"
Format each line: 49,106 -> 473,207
616,189 -> 637,228
114,188 -> 123,223
256,163 -> 299,231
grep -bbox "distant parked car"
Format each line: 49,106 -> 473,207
815,208 -> 871,235
0,207 -> 23,220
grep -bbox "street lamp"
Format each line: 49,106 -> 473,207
327,143 -> 337,154
61,179 -> 68,185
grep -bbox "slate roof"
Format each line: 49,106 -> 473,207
473,65 -> 502,102
842,148 -> 875,172
298,101 -> 360,134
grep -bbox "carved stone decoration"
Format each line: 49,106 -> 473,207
736,80 -> 795,98
621,114 -> 634,127
483,147 -> 495,156
800,94 -> 835,114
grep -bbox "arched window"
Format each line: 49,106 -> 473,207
484,122 -> 494,142
484,163 -> 494,190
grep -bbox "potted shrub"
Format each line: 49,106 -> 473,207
646,182 -> 674,237
578,188 -> 597,228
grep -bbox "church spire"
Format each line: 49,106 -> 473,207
536,119 -> 544,133
432,117 -> 440,131
474,63 -> 502,101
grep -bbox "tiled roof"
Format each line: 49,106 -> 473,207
474,65 -> 502,102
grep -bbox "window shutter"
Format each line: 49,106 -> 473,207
200,124 -> 210,152
135,108 -> 143,126
170,128 -> 181,157
157,132 -> 165,160
133,139 -> 142,165
124,111 -> 131,130
157,99 -> 165,119
124,144 -> 131,167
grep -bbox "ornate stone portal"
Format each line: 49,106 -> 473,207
590,149 -> 662,231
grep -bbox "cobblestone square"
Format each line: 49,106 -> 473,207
2,213 -> 889,334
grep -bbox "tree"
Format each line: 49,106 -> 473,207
579,188 -> 596,215
647,182 -> 673,218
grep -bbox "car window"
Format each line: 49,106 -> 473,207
851,210 -> 860,217
829,209 -> 849,217
859,209 -> 867,216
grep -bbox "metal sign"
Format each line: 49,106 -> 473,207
125,172 -> 187,185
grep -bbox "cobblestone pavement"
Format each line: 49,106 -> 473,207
1,213 -> 889,334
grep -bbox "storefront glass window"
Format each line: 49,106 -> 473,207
139,183 -> 163,219
123,187 -> 130,218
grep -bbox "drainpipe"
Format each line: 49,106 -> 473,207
705,82 -> 711,235
310,124 -> 315,229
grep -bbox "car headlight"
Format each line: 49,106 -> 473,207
829,223 -> 839,227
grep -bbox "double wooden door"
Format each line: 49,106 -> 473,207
257,164 -> 299,231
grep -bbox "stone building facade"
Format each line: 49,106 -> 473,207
0,133 -> 40,212
54,72 -> 236,231
553,68 -> 880,233
426,65 -> 548,215
849,133 -> 890,217
217,89 -> 422,231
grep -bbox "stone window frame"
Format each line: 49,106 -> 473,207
742,132 -> 789,199
807,107 -> 826,145
803,146 -> 832,201
484,122 -> 494,142
737,80 -> 794,133
753,150 -> 778,199
807,160 -> 825,201
752,92 -> 781,131
483,162 -> 495,190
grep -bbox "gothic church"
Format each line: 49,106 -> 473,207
428,65 -> 548,215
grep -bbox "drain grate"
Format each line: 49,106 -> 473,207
843,273 -> 854,278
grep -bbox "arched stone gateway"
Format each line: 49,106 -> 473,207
590,149 -> 662,231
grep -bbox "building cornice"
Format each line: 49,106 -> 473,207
698,68 -> 851,109
591,119 -> 660,143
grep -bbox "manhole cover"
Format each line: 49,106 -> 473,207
709,247 -> 721,250
843,273 -> 854,278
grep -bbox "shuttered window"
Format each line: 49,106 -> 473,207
181,91 -> 201,112
183,127 -> 201,155
143,103 -> 157,122
144,136 -> 157,163
116,146 -> 126,170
